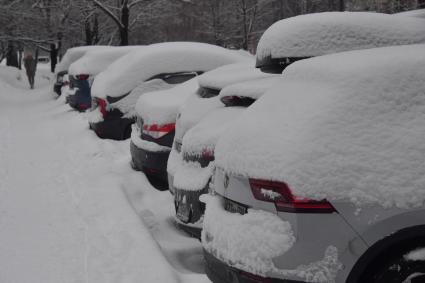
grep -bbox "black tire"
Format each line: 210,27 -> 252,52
365,245 -> 425,283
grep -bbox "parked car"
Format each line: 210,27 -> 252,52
131,78 -> 200,189
203,44 -> 425,283
173,76 -> 278,238
131,57 -> 252,188
88,42 -> 249,140
66,46 -> 141,111
54,45 -> 111,96
167,62 -> 270,195
255,11 -> 425,73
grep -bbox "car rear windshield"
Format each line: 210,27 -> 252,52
147,71 -> 202,85
196,86 -> 220,98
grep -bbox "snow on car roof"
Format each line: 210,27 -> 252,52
395,8 -> 425,19
56,45 -> 112,73
68,46 -> 142,76
174,62 -> 270,142
256,12 -> 425,64
218,76 -> 280,101
91,42 -> 251,99
135,77 -> 199,125
216,44 -> 425,209
197,61 -> 268,90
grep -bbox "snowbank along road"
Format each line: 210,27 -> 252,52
0,66 -> 209,283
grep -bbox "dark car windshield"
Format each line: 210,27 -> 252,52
106,92 -> 131,104
220,96 -> 256,107
196,87 -> 220,98
147,71 -> 202,85
256,56 -> 310,74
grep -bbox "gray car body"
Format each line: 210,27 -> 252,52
212,168 -> 425,282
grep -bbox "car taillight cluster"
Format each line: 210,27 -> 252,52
249,179 -> 335,213
76,74 -> 90,80
142,123 -> 175,139
97,98 -> 107,117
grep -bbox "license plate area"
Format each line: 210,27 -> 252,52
224,198 -> 248,215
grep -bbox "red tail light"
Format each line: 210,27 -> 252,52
249,179 -> 335,213
97,98 -> 107,117
76,74 -> 89,80
201,148 -> 215,162
142,123 -> 175,139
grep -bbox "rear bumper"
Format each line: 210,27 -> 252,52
174,186 -> 208,228
68,94 -> 90,111
204,250 -> 305,283
130,141 -> 169,187
89,117 -> 133,140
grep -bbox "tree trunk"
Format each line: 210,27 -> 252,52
120,4 -> 129,46
339,0 -> 345,11
419,0 -> 425,8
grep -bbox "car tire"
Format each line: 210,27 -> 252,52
364,245 -> 425,283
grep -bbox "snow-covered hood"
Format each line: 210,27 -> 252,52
135,77 -> 199,125
256,12 -> 425,66
216,44 -> 425,209
91,42 -> 250,99
56,45 -> 112,73
68,46 -> 142,76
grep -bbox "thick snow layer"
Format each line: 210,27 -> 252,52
131,124 -> 170,152
405,247 -> 425,261
395,9 -> 425,19
92,42 -> 250,99
56,45 -> 111,73
219,76 -> 280,101
0,77 -> 182,283
68,46 -> 142,76
201,195 -> 295,276
257,12 -> 425,60
135,77 -> 199,125
0,66 -> 24,88
173,161 -> 215,191
216,44 -> 425,209
110,79 -> 172,117
0,66 -> 209,283
182,107 -> 244,155
197,61 -> 268,90
167,147 -> 183,177
175,63 -> 268,142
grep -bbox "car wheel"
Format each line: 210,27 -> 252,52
366,246 -> 425,283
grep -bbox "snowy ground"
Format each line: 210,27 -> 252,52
0,66 -> 209,283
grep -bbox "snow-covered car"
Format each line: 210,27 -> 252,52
203,44 -> 425,283
255,11 -> 425,73
67,46 -> 141,111
89,42 -> 249,140
167,62 -> 270,195
130,56 -> 250,188
53,45 -> 111,96
172,76 -> 278,238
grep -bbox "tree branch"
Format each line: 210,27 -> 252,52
92,0 -> 124,29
